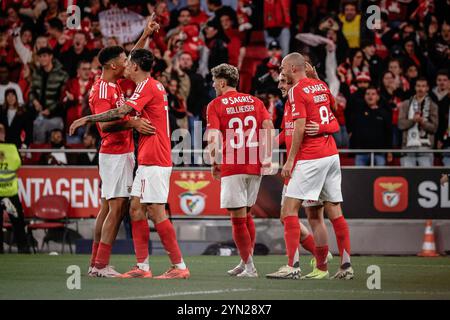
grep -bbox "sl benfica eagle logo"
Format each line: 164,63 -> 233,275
175,172 -> 210,216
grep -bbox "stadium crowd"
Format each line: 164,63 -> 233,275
0,0 -> 449,166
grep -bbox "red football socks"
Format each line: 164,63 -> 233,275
94,242 -> 112,269
231,217 -> 252,264
284,216 -> 301,267
246,213 -> 256,253
131,219 -> 150,263
90,241 -> 99,267
331,215 -> 351,265
300,234 -> 316,256
315,245 -> 329,271
155,219 -> 183,265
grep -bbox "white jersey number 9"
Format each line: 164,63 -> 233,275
319,106 -> 330,124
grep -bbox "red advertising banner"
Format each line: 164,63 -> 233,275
17,167 -> 450,220
18,167 -> 101,218
17,167 -> 228,218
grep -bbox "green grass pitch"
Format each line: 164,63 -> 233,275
1,255 -> 449,300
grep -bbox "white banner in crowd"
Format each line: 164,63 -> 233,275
99,7 -> 147,44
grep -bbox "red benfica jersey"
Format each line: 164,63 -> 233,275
89,78 -> 134,154
279,99 -> 339,185
207,90 -> 271,177
288,78 -> 339,161
126,77 -> 172,167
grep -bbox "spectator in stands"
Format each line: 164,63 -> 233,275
404,63 -> 419,97
266,88 -> 283,129
433,70 -> 450,166
187,0 -> 210,27
167,78 -> 188,131
349,87 -> 392,166
398,78 -> 439,167
388,58 -> 409,95
431,69 -> 449,103
263,0 -> 291,57
30,47 -> 68,143
178,52 -> 208,134
0,63 -> 24,106
0,88 -> 32,148
207,0 -> 238,28
74,131 -> 99,166
428,20 -> 450,71
379,71 -> 403,148
11,25 -> 34,66
62,60 -> 93,144
402,36 -> 428,77
39,128 -> 70,165
361,40 -> 383,85
253,40 -> 283,89
46,17 -> 71,52
59,31 -> 92,78
220,12 -> 244,68
0,123 -> 30,254
204,19 -> 229,70
167,7 -> 195,39
252,54 -> 280,96
338,0 -> 361,49
338,48 -> 369,90
343,72 -> 371,132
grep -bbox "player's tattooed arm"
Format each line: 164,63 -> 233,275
69,104 -> 134,135
100,118 -> 156,135
281,118 -> 305,178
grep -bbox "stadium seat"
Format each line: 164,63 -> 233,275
27,195 -> 72,254
339,152 -> 355,166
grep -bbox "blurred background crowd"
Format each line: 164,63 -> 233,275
0,0 -> 449,166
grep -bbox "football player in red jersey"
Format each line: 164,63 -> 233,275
70,49 -> 189,279
80,18 -> 160,278
279,53 -> 353,280
72,16 -> 158,277
266,70 -> 336,279
206,63 -> 274,278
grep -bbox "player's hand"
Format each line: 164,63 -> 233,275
441,174 -> 449,186
145,12 -> 160,35
281,159 -> 294,179
132,118 -> 156,135
211,164 -> 221,180
69,118 -> 88,136
305,62 -> 319,79
305,121 -> 320,136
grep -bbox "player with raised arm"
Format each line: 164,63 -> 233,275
86,19 -> 159,278
266,69 -> 335,280
279,53 -> 353,280
71,48 -> 189,279
206,63 -> 274,278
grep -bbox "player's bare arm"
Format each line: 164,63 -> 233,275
261,119 -> 275,166
305,118 -> 339,136
100,117 -> 156,136
129,12 -> 160,54
69,104 -> 134,135
281,118 -> 306,178
206,129 -> 221,180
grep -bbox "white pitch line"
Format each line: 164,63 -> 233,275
262,288 -> 450,296
93,288 -> 254,300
